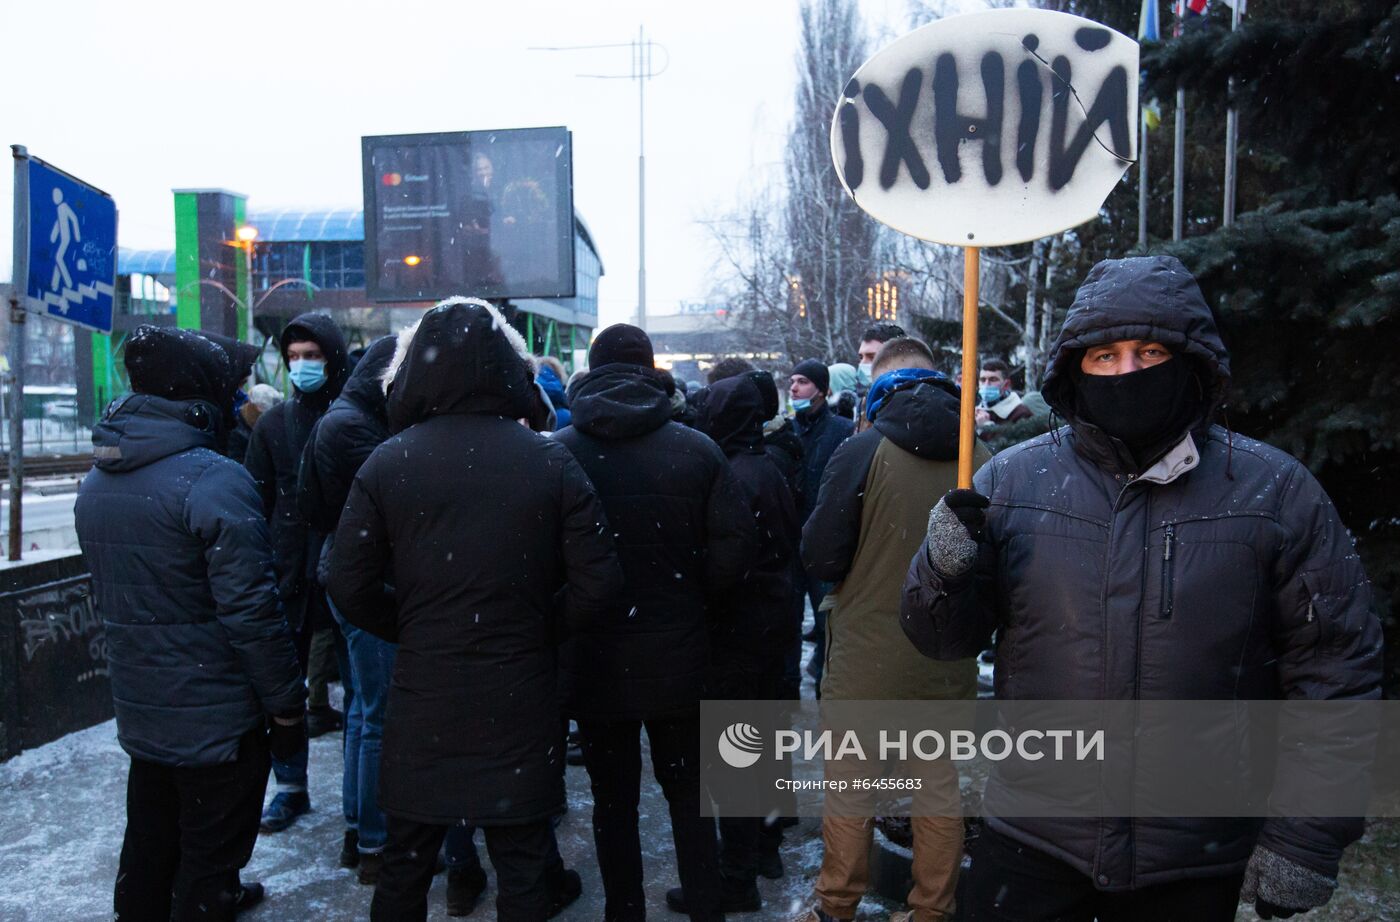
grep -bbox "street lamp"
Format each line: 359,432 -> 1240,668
234,224 -> 258,343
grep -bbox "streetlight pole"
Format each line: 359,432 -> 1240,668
531,29 -> 668,332
235,224 -> 259,344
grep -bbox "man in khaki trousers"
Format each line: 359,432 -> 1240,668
798,337 -> 984,922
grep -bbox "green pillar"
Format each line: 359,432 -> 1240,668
91,332 -> 112,413
174,193 -> 200,331
173,188 -> 248,338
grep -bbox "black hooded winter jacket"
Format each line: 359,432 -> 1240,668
901,256 -> 1383,888
698,373 -> 800,652
554,363 -> 760,720
244,312 -> 349,630
297,334 -> 397,586
76,394 -> 305,766
327,299 -> 624,826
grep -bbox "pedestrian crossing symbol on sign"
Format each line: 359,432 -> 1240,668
23,157 -> 117,334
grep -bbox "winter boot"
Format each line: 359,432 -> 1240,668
547,868 -> 582,918
792,907 -> 843,922
339,828 -> 360,868
230,881 -> 265,914
446,866 -> 488,916
758,847 -> 784,880
306,705 -> 344,739
357,851 -> 385,886
666,876 -> 762,914
259,791 -> 310,833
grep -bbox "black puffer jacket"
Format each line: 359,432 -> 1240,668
327,299 -> 623,826
245,312 -> 349,630
698,373 -> 800,651
297,334 -> 397,587
76,394 -> 304,766
902,256 -> 1383,888
791,402 -> 853,523
555,363 -> 759,720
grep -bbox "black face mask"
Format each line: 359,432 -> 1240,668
1073,358 -> 1202,459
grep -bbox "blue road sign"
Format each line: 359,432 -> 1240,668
22,158 -> 117,334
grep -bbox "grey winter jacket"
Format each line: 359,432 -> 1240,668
901,256 -> 1383,888
76,394 -> 305,766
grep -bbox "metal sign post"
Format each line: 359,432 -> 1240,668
9,146 -> 29,561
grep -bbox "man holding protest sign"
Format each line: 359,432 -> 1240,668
902,254 -> 1382,920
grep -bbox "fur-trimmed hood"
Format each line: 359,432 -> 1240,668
382,297 -> 538,433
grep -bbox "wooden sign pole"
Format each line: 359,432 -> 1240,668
958,246 -> 980,489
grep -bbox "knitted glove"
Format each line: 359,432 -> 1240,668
925,489 -> 989,578
1240,846 -> 1337,919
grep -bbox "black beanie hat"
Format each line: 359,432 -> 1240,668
590,324 -> 654,368
791,358 -> 830,394
124,326 -> 234,406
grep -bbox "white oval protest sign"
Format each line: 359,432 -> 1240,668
830,9 -> 1138,247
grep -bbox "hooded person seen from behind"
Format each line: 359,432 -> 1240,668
693,371 -> 801,910
76,326 -> 305,918
555,323 -> 759,922
326,298 -> 622,921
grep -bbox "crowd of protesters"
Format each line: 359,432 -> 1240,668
74,256 -> 1383,922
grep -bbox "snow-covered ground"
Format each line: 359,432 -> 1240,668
0,715 -> 850,921
0,618 -> 885,920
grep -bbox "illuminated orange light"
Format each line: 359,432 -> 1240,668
404,255 -> 422,267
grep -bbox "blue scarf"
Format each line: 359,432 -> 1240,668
865,368 -> 952,423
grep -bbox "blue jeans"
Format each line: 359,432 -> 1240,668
800,568 -> 832,688
332,604 -> 397,853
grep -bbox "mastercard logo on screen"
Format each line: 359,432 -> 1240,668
382,173 -> 402,186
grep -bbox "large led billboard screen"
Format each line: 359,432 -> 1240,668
362,127 -> 575,302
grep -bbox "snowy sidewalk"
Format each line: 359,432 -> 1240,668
0,715 -> 831,921
4,714 -> 1397,920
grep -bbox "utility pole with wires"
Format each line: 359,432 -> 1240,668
531,27 -> 668,332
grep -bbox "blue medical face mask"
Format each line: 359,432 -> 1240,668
858,362 -> 874,385
790,397 -> 812,413
288,358 -> 327,393
979,386 -> 1004,406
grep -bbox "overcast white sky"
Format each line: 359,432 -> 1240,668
0,0 -> 967,329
